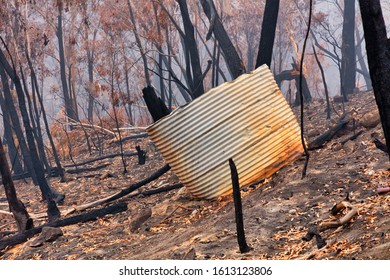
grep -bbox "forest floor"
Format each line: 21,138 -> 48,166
0,91 -> 389,260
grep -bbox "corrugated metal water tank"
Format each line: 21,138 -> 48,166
147,65 -> 304,199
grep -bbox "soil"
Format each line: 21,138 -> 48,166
0,91 -> 389,260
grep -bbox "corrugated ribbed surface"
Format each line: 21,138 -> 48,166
147,65 -> 304,199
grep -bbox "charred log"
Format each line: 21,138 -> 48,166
0,202 -> 127,251
308,115 -> 349,150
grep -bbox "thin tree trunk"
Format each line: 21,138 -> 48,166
127,0 -> 151,86
26,53 -> 66,182
57,3 -> 77,124
124,68 -> 134,125
355,28 -> 372,91
312,45 -> 331,119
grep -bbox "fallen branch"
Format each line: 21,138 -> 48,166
372,135 -> 389,154
113,126 -> 147,132
66,163 -> 111,174
138,183 -> 183,197
318,201 -> 358,232
105,164 -> 171,203
308,115 -> 349,150
113,133 -> 148,144
4,165 -> 174,220
63,152 -> 137,168
377,187 -> 390,195
340,130 -> 363,145
302,200 -> 358,249
0,202 -> 128,251
0,209 -> 12,216
67,117 -> 116,136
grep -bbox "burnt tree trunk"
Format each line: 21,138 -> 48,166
358,0 -> 390,158
143,86 -> 170,122
178,0 -> 205,99
0,92 -> 23,175
229,159 -> 251,253
135,145 -> 146,165
200,0 -> 245,79
341,0 -> 356,101
26,52 -> 66,182
0,137 -> 33,232
0,48 -> 62,222
256,0 -> 280,68
0,202 -> 127,251
57,2 -> 78,124
292,59 -> 312,106
0,64 -> 37,183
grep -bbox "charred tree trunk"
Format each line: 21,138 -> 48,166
0,48 -> 61,222
358,0 -> 390,159
229,159 -> 251,253
341,0 -> 356,101
177,0 -> 205,99
256,0 -> 280,68
0,64 -> 37,183
26,52 -> 66,182
0,92 -> 23,175
292,59 -> 312,106
200,0 -> 245,79
57,3 -> 78,124
143,86 -> 170,122
0,137 -> 33,232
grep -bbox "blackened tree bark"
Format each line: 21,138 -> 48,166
0,136 -> 33,232
255,0 -> 280,69
26,52 -> 66,182
143,86 -> 170,122
200,0 -> 245,79
0,92 -> 23,175
177,0 -> 205,99
341,0 -> 356,101
0,65 -> 37,183
358,0 -> 390,158
0,47 -> 61,222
